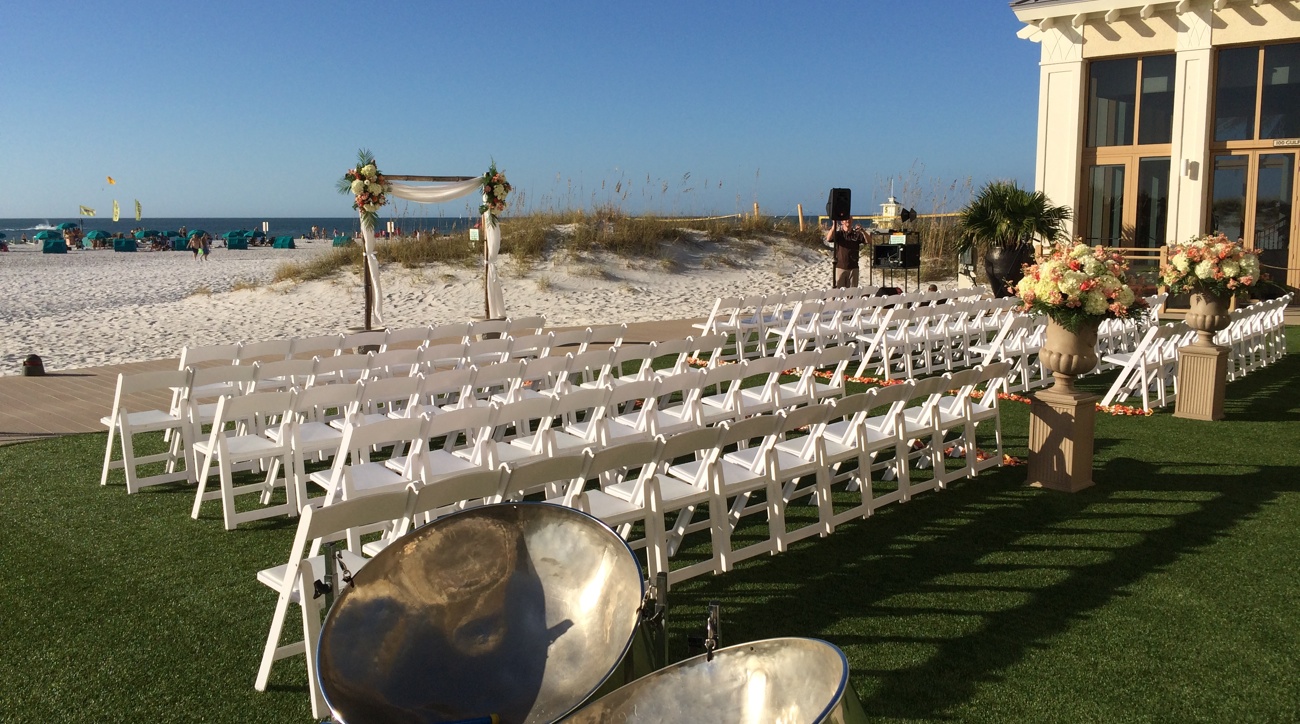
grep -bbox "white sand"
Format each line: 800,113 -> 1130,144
0,235 -> 848,373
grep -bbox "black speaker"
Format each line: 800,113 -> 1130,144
872,242 -> 922,269
826,188 -> 852,221
899,207 -> 917,223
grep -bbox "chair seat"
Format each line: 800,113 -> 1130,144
671,458 -> 761,493
194,434 -> 285,459
583,490 -> 641,522
256,550 -> 370,599
309,462 -> 411,496
101,409 -> 183,430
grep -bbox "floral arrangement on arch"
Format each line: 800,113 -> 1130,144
478,162 -> 512,226
1160,232 -> 1259,297
337,149 -> 391,227
1014,241 -> 1145,332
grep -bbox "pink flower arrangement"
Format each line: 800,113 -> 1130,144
1160,233 -> 1259,297
338,149 -> 391,228
478,162 -> 512,226
1014,241 -> 1145,332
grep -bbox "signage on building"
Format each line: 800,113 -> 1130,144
1273,139 -> 1300,147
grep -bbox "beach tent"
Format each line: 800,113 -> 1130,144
42,240 -> 68,254
272,236 -> 295,249
223,230 -> 249,241
133,230 -> 161,239
332,235 -> 353,247
114,237 -> 138,252
227,234 -> 249,250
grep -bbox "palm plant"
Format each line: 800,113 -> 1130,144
957,181 -> 1071,254
957,181 -> 1072,296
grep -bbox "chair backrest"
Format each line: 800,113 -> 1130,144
289,334 -> 344,360
362,348 -> 421,380
466,337 -> 513,366
405,467 -> 505,529
657,425 -> 723,465
466,359 -> 525,402
208,389 -> 296,441
296,487 -> 414,560
292,381 -> 361,423
427,322 -> 471,345
308,353 -> 372,386
380,326 -> 433,352
178,343 -> 241,369
187,364 -> 259,402
356,374 -> 424,418
584,324 -> 628,351
508,332 -> 554,360
340,329 -> 386,351
251,358 -> 317,392
500,450 -> 589,500
506,315 -> 547,336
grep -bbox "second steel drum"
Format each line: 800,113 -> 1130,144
316,503 -> 645,724
565,637 -> 869,724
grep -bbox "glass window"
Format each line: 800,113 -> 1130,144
1214,47 -> 1260,142
1209,155 -> 1248,241
1138,55 -> 1175,145
1260,43 -> 1300,139
1134,158 -> 1170,248
1088,58 -> 1137,147
1086,165 -> 1126,245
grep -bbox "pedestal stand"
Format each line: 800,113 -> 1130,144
1027,385 -> 1098,493
1173,344 -> 1228,421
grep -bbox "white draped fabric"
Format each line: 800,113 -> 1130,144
357,177 -> 503,326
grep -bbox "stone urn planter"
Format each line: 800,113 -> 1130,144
1039,318 -> 1100,393
1184,288 -> 1233,346
985,245 -> 1035,298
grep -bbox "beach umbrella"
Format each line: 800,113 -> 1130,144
133,229 -> 161,239
55,222 -> 80,231
223,230 -> 249,240
164,230 -> 182,238
85,230 -> 111,240
34,230 -> 60,240
187,229 -> 208,238
0,232 -> 6,239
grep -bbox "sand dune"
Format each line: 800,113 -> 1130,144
0,236 -> 841,373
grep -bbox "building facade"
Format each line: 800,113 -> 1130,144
1011,0 -> 1300,286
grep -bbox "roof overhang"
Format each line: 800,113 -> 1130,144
1012,0 -> 1267,35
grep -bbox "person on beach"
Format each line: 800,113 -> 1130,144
825,219 -> 868,288
187,234 -> 202,260
199,234 -> 211,261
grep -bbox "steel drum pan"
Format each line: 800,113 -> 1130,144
565,638 -> 868,724
316,502 -> 645,724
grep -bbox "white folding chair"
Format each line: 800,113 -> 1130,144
100,369 -> 193,493
706,413 -> 784,571
253,487 -> 412,717
191,390 -> 300,530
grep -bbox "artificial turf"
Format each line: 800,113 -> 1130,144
2,334 -> 1297,722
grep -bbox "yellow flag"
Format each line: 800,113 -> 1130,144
112,200 -> 120,222
79,205 -> 96,217
106,176 -> 116,185
134,199 -> 142,221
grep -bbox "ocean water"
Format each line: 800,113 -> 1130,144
0,216 -> 478,240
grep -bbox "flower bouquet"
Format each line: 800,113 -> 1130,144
478,162 -> 512,226
338,149 -> 391,228
1014,241 -> 1145,332
1160,233 -> 1259,297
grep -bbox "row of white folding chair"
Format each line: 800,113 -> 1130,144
1217,295 -> 1292,380
966,312 -> 1049,392
1098,322 -> 1191,410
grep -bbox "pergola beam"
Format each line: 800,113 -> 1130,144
385,175 -> 477,182
1072,12 -> 1089,27
1105,8 -> 1122,22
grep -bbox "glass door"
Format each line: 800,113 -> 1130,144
1208,151 -> 1298,286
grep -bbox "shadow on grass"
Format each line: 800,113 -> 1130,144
667,453 -> 1293,720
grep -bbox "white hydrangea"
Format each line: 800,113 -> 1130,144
350,179 -> 365,194
1060,270 -> 1087,296
361,164 -> 377,179
1194,259 -> 1214,279
1173,255 -> 1190,272
1116,285 -> 1136,307
1221,260 -> 1240,278
1083,290 -> 1109,314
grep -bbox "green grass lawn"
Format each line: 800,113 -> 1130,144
3,336 -> 1298,722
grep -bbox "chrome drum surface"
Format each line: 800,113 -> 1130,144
566,637 -> 869,724
316,502 -> 645,724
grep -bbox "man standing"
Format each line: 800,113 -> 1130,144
825,219 -> 868,288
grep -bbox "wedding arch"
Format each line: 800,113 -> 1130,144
340,150 -> 512,330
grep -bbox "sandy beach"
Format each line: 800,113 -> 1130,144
0,235 -> 838,373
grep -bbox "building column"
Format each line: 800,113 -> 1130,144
1168,0 -> 1215,244
1033,22 -> 1086,237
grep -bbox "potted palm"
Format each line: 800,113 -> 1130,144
957,181 -> 1072,297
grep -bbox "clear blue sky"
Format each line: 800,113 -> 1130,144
1,0 -> 1040,219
